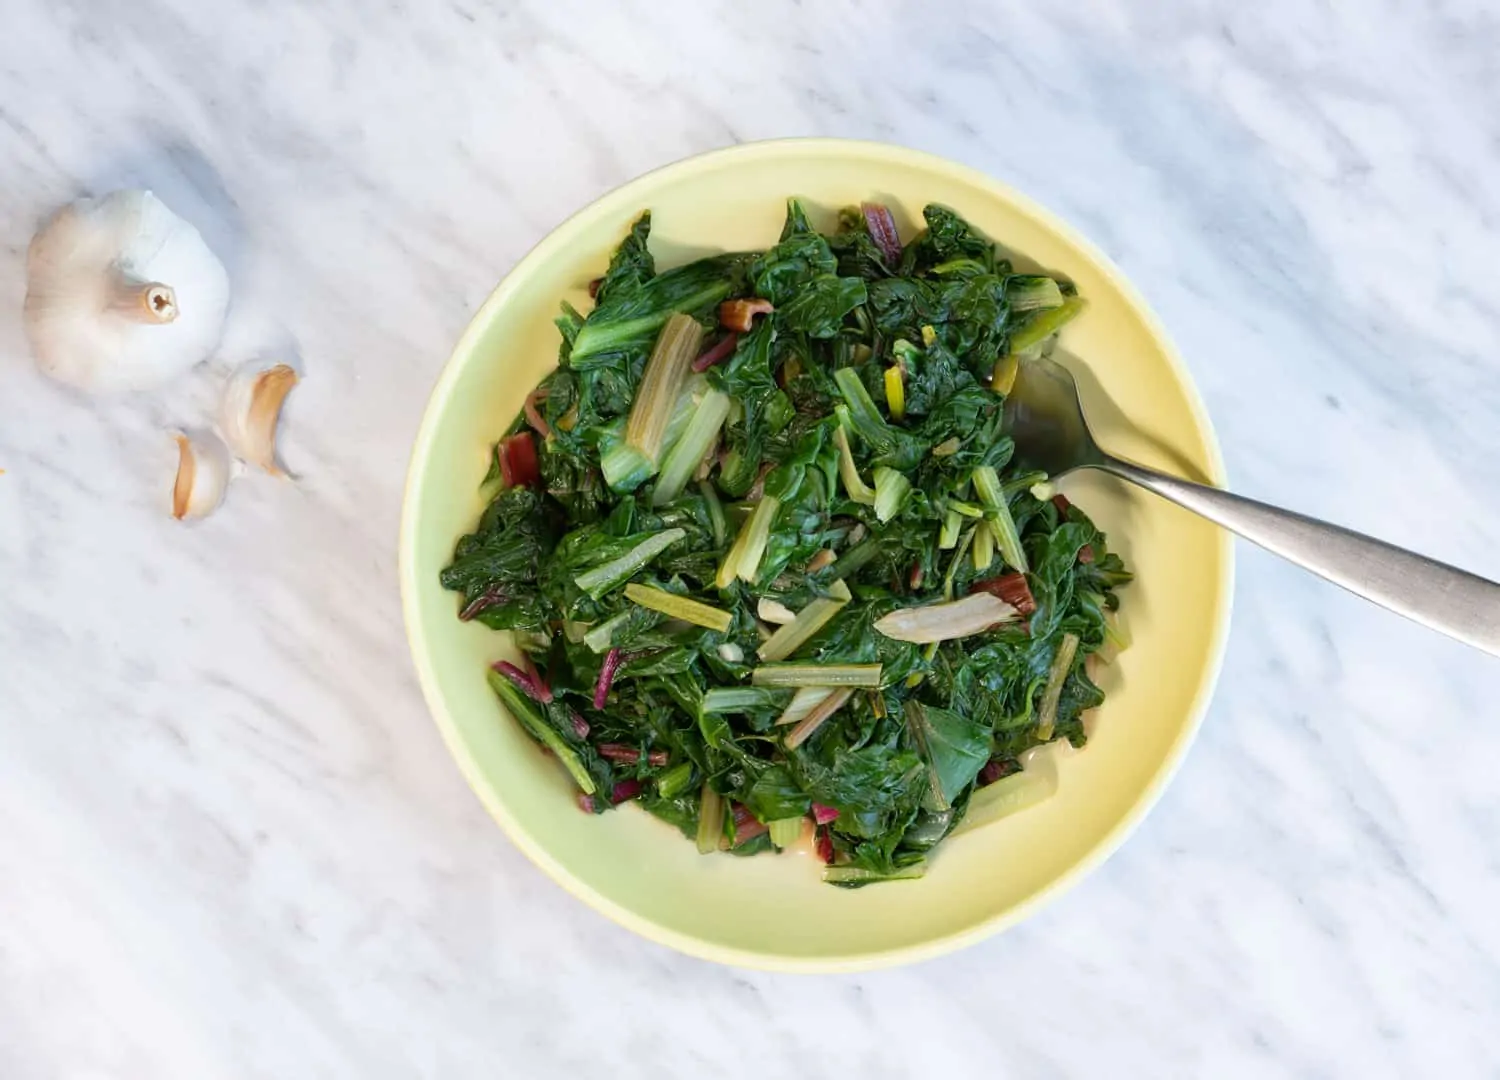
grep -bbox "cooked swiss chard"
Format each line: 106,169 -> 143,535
443,200 -> 1129,885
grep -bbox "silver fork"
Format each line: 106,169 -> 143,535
1003,355 -> 1500,657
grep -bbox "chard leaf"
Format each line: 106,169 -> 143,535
906,702 -> 990,809
744,764 -> 812,823
593,212 -> 655,306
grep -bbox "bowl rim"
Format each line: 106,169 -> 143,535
399,137 -> 1234,972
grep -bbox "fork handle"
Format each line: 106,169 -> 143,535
1099,456 -> 1500,658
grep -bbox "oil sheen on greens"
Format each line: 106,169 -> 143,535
441,200 -> 1130,886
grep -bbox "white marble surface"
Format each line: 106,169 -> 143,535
3,1 -> 1499,1076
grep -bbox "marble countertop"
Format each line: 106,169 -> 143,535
4,2 -> 1500,1076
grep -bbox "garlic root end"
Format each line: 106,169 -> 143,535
111,275 -> 179,324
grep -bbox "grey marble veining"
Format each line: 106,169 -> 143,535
3,1 -> 1500,1076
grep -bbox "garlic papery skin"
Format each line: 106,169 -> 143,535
220,363 -> 299,476
171,431 -> 231,520
25,190 -> 230,393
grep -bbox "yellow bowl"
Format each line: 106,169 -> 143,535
400,139 -> 1232,971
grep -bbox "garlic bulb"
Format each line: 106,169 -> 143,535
220,363 -> 298,475
25,190 -> 229,393
171,431 -> 231,520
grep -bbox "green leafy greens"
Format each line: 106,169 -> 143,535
442,199 -> 1126,885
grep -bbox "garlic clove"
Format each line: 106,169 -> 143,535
25,190 -> 229,393
756,597 -> 798,625
171,431 -> 231,520
220,363 -> 299,476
